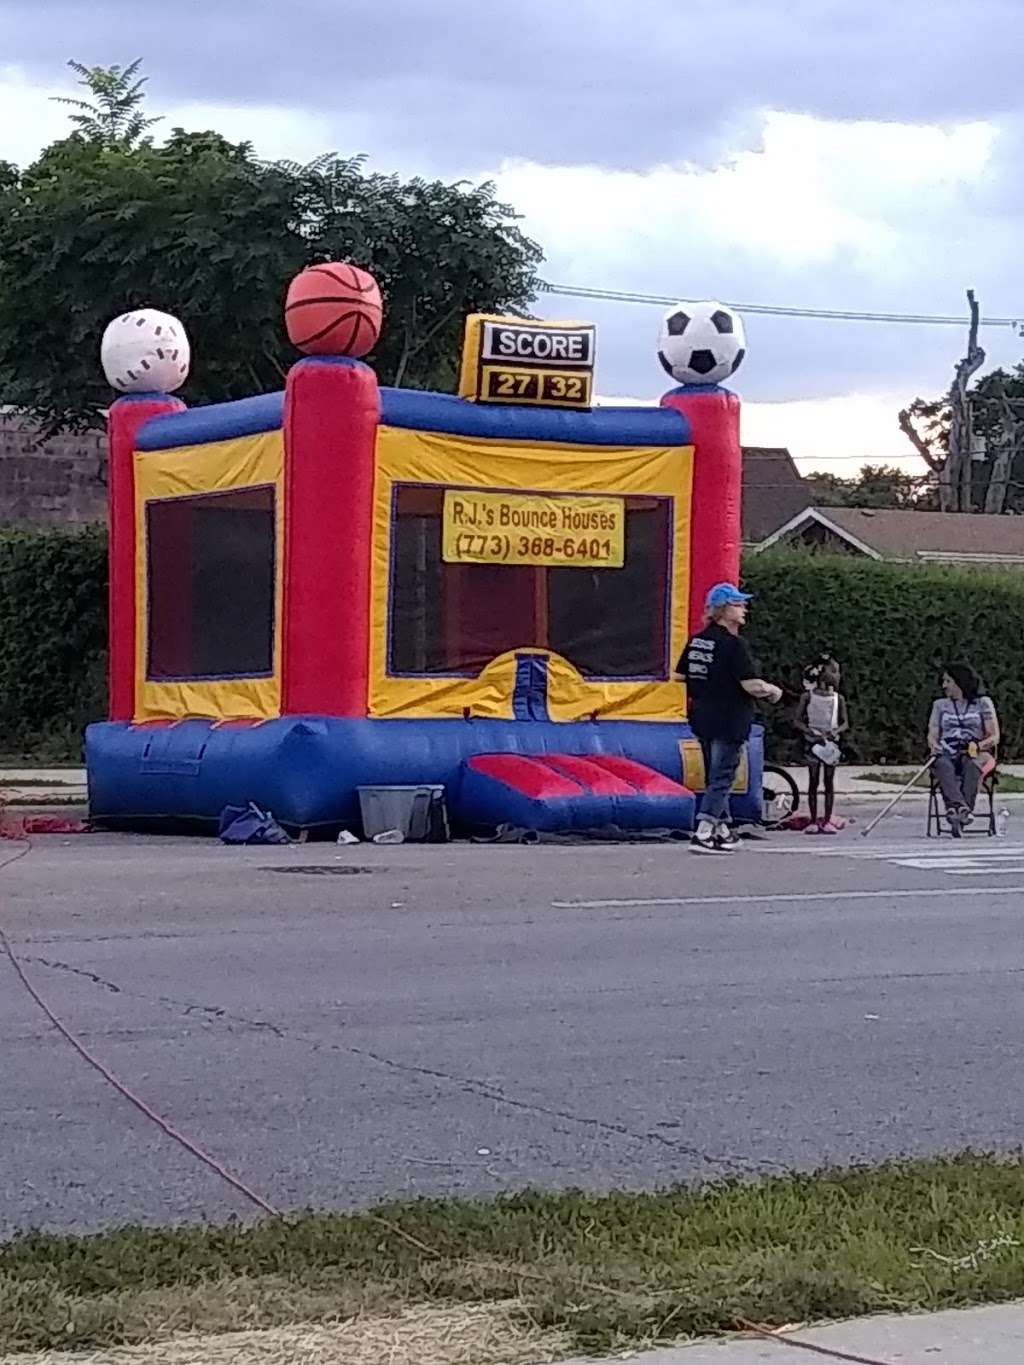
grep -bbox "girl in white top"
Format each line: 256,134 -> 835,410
795,655 -> 849,834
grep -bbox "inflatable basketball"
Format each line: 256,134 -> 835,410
285,263 -> 382,357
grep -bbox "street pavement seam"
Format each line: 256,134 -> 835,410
13,946 -> 786,1184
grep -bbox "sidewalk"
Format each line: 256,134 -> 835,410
784,763 -> 1024,802
555,1300 -> 1024,1363
0,767 -> 87,807
3,765 -> 1024,807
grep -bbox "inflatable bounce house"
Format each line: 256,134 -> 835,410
85,265 -> 763,835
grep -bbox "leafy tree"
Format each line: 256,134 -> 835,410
291,156 -> 541,391
804,463 -> 935,510
52,59 -> 161,147
966,366 -> 1024,513
0,63 -> 543,433
0,129 -> 309,431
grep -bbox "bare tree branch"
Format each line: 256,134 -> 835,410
405,302 -> 461,363
947,288 -> 986,512
391,296 -> 417,389
263,349 -> 288,381
898,407 -> 943,471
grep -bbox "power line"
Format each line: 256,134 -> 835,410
735,456 -> 927,465
540,282 -> 1024,332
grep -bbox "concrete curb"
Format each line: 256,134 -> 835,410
550,1300 -> 1024,1363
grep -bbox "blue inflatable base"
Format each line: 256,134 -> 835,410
85,716 -> 764,833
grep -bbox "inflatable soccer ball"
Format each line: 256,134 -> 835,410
657,301 -> 745,386
101,309 -> 191,394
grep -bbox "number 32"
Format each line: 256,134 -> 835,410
548,376 -> 584,399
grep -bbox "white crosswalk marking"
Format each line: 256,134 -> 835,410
761,841 -> 1024,877
763,841 -> 1024,858
892,857 -> 1024,875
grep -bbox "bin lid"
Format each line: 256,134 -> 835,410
357,784 -> 445,793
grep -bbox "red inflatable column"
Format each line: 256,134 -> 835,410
660,387 -> 742,634
282,357 -> 380,716
107,394 -> 186,721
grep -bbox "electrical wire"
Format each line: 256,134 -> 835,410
541,282 -> 1024,332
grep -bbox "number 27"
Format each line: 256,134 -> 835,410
495,372 -> 534,396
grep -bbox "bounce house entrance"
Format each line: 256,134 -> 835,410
512,653 -> 550,721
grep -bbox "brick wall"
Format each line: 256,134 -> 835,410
0,414 -> 107,525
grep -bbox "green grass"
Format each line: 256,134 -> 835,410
859,770 -> 1024,793
3,1154 -> 1024,1357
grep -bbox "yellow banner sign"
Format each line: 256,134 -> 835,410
442,490 -> 625,568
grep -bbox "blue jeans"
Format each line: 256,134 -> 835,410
700,739 -> 743,823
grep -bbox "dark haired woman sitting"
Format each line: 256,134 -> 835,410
927,662 -> 999,832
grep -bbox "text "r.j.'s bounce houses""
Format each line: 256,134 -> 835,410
86,266 -> 763,835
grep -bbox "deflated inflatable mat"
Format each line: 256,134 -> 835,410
453,752 -> 696,833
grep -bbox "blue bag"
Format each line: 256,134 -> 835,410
218,802 -> 291,845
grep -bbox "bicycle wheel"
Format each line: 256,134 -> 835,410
762,764 -> 800,826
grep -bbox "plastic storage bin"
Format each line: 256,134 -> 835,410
357,785 -> 448,842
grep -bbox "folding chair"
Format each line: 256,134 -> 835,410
926,762 -> 997,838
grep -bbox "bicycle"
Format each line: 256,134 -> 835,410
761,764 -> 800,827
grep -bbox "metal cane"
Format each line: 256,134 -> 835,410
860,757 -> 935,839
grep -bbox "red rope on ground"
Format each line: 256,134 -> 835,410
737,1319 -> 900,1365
0,836 -> 279,1218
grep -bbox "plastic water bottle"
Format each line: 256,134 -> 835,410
997,808 -> 1010,838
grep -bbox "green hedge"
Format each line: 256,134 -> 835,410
0,525 -> 107,761
743,549 -> 1024,765
0,531 -> 1020,767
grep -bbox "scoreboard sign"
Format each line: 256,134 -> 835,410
458,314 -> 596,409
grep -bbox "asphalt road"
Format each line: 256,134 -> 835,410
3,814 -> 1024,1235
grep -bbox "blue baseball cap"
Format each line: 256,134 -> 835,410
705,581 -> 753,609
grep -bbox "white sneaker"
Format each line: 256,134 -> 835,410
690,825 -> 722,854
715,824 -> 740,851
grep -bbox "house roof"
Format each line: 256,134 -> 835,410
741,447 -> 811,542
760,505 -> 1024,563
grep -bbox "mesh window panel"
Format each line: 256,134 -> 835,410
390,489 -> 445,672
146,486 -> 275,680
547,500 -> 670,677
389,487 -> 670,679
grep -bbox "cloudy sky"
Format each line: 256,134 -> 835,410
3,0 -> 1023,468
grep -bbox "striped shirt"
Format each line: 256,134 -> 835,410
929,695 -> 996,749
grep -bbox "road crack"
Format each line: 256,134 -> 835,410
21,956 -> 285,1036
341,1044 -> 780,1176
21,956 -> 775,1177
